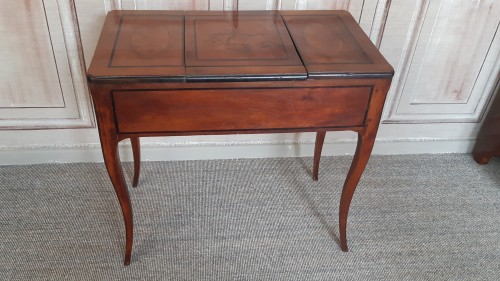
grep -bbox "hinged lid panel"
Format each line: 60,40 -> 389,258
185,11 -> 306,82
282,11 -> 393,78
88,10 -> 393,82
88,11 -> 185,81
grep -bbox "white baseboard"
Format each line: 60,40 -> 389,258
0,138 -> 475,165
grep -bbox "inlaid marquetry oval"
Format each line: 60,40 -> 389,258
304,23 -> 344,56
130,26 -> 170,57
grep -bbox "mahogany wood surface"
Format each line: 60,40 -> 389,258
90,83 -> 134,266
87,10 -> 393,265
313,131 -> 326,181
113,87 -> 371,133
88,11 -> 186,80
130,137 -> 140,187
473,89 -> 500,164
185,12 -> 306,81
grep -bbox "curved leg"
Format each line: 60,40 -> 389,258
101,139 -> 134,265
339,132 -> 376,251
131,137 -> 141,187
91,85 -> 134,266
313,131 -> 326,181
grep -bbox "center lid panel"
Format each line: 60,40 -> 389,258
184,11 -> 307,81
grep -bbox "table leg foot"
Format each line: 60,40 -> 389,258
131,137 -> 141,187
340,242 -> 348,252
313,131 -> 326,181
124,254 -> 131,266
472,150 -> 492,165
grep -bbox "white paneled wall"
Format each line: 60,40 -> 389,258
0,1 -> 62,108
0,0 -> 93,129
0,0 -> 499,164
381,0 -> 500,123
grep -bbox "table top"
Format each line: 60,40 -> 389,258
88,10 -> 393,83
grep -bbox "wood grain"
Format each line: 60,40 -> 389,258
185,12 -> 306,80
282,10 -> 393,78
113,87 -> 371,133
88,10 -> 186,80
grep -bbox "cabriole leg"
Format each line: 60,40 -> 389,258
101,139 -> 134,265
131,137 -> 141,187
313,131 -> 326,181
339,132 -> 376,252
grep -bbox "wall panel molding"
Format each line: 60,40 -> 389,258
104,0 -> 122,12
369,0 -> 391,48
382,0 -> 500,124
0,0 -> 94,129
265,0 -> 282,10
383,0 -> 430,123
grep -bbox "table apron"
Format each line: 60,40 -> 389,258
112,86 -> 372,134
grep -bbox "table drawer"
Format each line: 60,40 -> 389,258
112,87 -> 372,133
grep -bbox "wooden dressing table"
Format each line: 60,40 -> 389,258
87,10 -> 393,265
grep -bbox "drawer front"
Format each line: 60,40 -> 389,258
113,87 -> 372,133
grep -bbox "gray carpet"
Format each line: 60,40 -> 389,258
1,154 -> 499,280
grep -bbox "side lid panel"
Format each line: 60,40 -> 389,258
282,10 -> 393,78
88,11 -> 185,82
